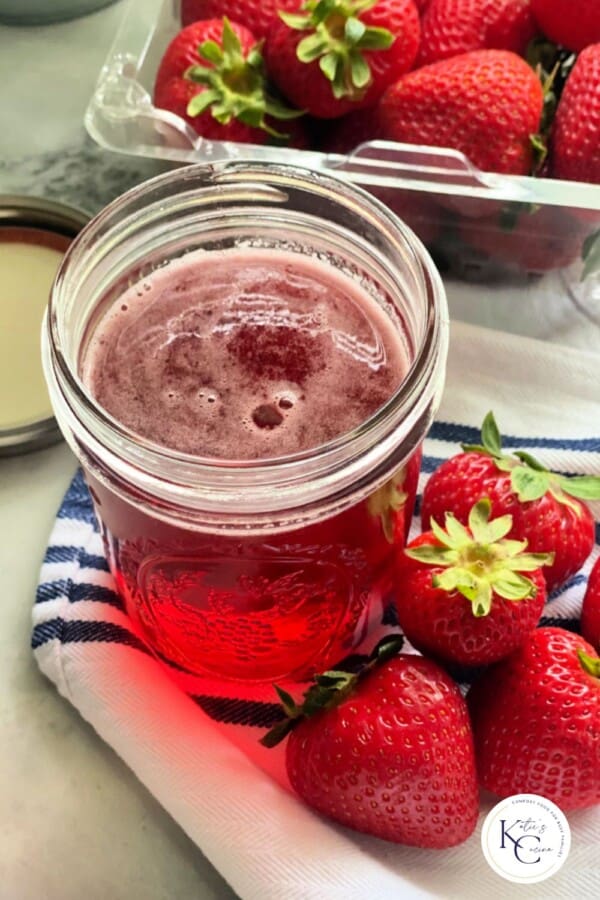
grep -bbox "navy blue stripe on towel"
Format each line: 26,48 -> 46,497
193,695 -> 285,728
44,545 -> 109,572
31,618 -> 149,653
429,421 -> 600,453
36,579 -> 123,610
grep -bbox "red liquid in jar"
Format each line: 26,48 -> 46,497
82,249 -> 420,681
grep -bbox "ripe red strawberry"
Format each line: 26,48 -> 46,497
377,50 -> 544,175
265,0 -> 421,119
181,0 -> 299,37
550,44 -> 600,185
396,500 -> 552,666
421,413 -> 600,592
262,637 -> 479,848
154,19 -> 303,144
468,627 -> 600,810
582,557 -> 600,651
417,0 -> 536,67
530,0 -> 600,52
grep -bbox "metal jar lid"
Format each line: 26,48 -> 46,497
0,195 -> 90,456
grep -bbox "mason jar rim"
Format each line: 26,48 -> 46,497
43,161 -> 448,527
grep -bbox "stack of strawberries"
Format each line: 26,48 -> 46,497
153,0 -> 600,276
261,413 -> 600,850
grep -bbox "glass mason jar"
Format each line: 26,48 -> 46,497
42,162 -> 448,683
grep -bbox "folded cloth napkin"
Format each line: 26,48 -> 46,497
32,321 -> 600,900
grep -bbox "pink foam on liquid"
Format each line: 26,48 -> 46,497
83,248 -> 409,459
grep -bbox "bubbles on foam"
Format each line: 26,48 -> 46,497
85,248 -> 408,458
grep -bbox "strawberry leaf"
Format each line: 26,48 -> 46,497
279,11 -> 313,29
511,467 -> 551,502
481,410 -> 503,456
577,648 -> 600,679
298,32 -> 330,63
260,717 -> 296,747
556,474 -> 600,500
513,450 -> 546,471
187,89 -> 220,117
405,545 -> 457,566
530,132 -> 548,173
349,50 -> 371,89
319,51 -> 338,81
373,634 -> 404,662
468,498 -> 512,545
199,39 -> 224,65
582,230 -> 600,282
274,685 -> 299,717
493,571 -> 536,601
444,513 -> 472,547
356,26 -> 394,51
429,513 -> 471,550
433,566 -> 477,594
461,411 -> 503,457
345,16 -> 365,43
504,551 -> 554,571
461,580 -> 492,618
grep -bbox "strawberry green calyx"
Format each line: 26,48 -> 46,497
526,38 -> 577,174
185,18 -> 303,137
279,0 -> 394,100
406,499 -> 554,618
582,229 -> 600,281
462,411 -> 600,512
260,634 -> 404,747
577,648 -> 600,679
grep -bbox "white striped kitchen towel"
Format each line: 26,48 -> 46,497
32,320 -> 600,900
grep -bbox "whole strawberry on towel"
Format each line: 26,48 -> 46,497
265,0 -> 421,118
582,557 -> 600,652
468,627 -> 600,810
421,412 -> 600,592
262,637 -> 479,848
396,499 -> 553,667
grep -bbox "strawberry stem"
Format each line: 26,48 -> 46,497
279,0 -> 394,101
185,17 -> 303,138
260,634 -> 404,747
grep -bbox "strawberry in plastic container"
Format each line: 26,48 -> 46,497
265,0 -> 421,118
153,18 -> 305,145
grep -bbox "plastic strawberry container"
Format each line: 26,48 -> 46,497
85,0 -> 600,328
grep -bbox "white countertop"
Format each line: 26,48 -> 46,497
0,4 -> 598,899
